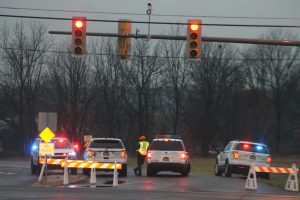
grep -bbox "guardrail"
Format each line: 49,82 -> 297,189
245,163 -> 299,192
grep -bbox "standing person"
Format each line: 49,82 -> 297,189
134,136 -> 149,176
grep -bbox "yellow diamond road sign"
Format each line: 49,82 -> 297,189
39,127 -> 55,143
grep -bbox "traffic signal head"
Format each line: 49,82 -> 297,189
72,17 -> 86,56
187,19 -> 202,60
117,19 -> 132,59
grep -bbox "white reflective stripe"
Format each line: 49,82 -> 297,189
90,163 -> 98,168
100,163 -> 109,169
79,163 -> 87,168
69,163 -> 76,168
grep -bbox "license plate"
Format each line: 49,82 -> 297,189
249,155 -> 256,160
103,152 -> 110,156
163,157 -> 169,161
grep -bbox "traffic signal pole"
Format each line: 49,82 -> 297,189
49,31 -> 300,47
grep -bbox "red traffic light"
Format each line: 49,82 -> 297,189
190,24 -> 199,31
75,20 -> 83,28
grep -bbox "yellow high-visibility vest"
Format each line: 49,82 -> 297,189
138,141 -> 149,155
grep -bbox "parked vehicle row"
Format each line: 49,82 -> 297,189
30,135 -> 271,179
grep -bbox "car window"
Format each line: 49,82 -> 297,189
149,140 -> 184,151
233,143 -> 270,154
89,140 -> 124,149
224,142 -> 233,151
44,139 -> 71,149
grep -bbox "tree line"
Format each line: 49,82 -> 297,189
0,21 -> 299,156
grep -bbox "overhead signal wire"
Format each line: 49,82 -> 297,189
0,14 -> 299,28
1,6 -> 300,21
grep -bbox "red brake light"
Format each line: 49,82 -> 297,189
121,150 -> 126,158
87,150 -> 92,157
233,151 -> 239,159
267,156 -> 271,163
181,152 -> 187,160
147,152 -> 152,159
73,144 -> 79,150
59,139 -> 64,143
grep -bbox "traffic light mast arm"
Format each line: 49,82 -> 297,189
49,31 -> 300,47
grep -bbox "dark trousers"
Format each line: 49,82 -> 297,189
134,153 -> 146,175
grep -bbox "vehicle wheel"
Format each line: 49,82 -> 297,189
181,162 -> 191,176
83,168 -> 90,176
119,164 -> 127,177
31,159 -> 37,175
70,168 -> 77,175
214,160 -> 222,176
261,172 -> 270,179
147,166 -> 155,177
224,162 -> 232,177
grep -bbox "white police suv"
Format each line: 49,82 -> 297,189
30,137 -> 78,175
214,140 -> 271,179
83,138 -> 128,176
146,135 -> 191,176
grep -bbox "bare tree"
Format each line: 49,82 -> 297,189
122,39 -> 163,140
0,21 -> 50,155
187,42 -> 241,155
161,26 -> 189,135
243,29 -> 300,153
47,42 -> 95,146
90,38 -> 126,139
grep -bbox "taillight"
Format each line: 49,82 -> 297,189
147,152 -> 152,159
87,150 -> 92,157
266,156 -> 271,163
181,152 -> 187,160
233,151 -> 239,159
73,144 -> 79,151
121,150 -> 126,158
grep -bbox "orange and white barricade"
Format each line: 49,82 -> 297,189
245,163 -> 299,192
38,158 -> 121,187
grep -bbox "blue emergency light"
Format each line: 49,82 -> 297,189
256,145 -> 263,151
31,144 -> 38,151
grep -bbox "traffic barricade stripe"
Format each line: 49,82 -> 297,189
254,166 -> 297,174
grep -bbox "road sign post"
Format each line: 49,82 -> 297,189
38,127 -> 55,185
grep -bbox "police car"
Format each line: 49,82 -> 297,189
30,137 -> 78,175
214,140 -> 271,179
83,138 -> 128,176
146,135 -> 191,176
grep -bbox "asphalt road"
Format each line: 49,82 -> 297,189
0,160 -> 299,200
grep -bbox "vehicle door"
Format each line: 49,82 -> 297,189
219,142 -> 233,166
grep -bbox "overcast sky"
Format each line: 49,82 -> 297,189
0,0 -> 300,40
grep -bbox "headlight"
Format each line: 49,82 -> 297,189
69,151 -> 76,157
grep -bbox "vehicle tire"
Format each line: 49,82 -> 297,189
70,168 -> 77,175
214,160 -> 222,176
224,162 -> 232,177
83,168 -> 90,176
261,172 -> 270,179
181,162 -> 191,176
31,158 -> 37,175
147,166 -> 155,177
119,164 -> 127,177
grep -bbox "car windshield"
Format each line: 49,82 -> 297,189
234,143 -> 270,154
45,138 -> 71,149
89,140 -> 124,149
149,140 -> 184,151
